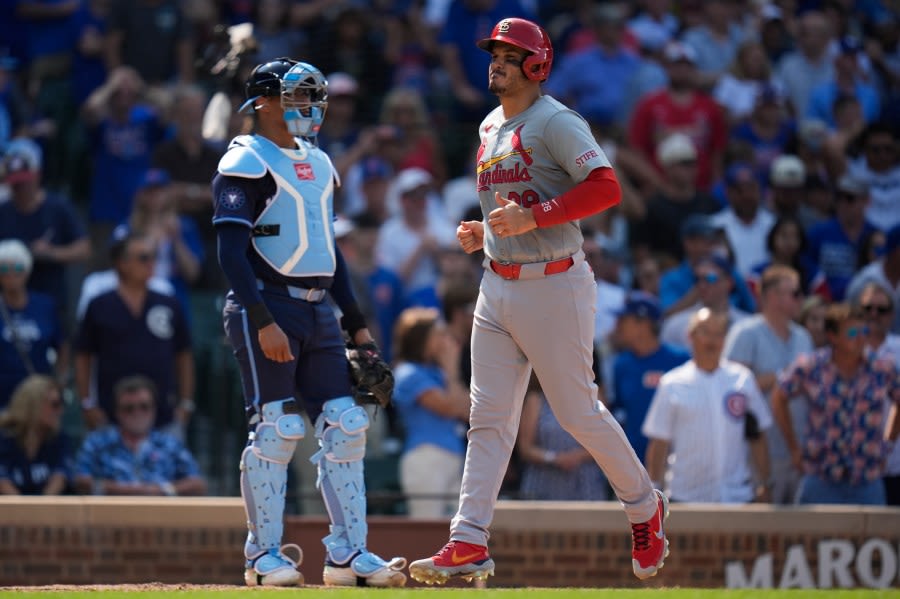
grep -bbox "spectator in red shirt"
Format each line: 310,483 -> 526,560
628,41 -> 728,191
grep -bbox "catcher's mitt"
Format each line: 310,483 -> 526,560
346,341 -> 394,408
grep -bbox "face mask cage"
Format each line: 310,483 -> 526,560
281,64 -> 328,136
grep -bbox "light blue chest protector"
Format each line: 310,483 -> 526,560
219,134 -> 337,277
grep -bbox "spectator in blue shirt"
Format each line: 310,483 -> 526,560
74,232 -> 194,433
0,240 -> 64,410
610,292 -> 689,464
392,307 -> 470,518
805,173 -> 878,301
807,37 -> 881,128
73,375 -> 206,497
0,137 -> 91,317
544,4 -> 639,129
81,66 -> 166,258
0,374 -> 70,495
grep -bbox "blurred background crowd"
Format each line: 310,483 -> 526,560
0,0 -> 899,512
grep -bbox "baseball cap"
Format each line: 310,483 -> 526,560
724,162 -> 757,187
360,157 -> 392,183
138,168 -> 171,190
836,173 -> 868,196
2,137 -> 42,184
656,133 -> 697,166
592,3 -> 626,24
394,167 -> 432,196
327,72 -> 359,97
694,253 -> 733,275
798,119 -> 829,150
770,155 -> 806,188
838,36 -> 863,55
663,41 -> 697,64
615,291 -> 662,322
681,214 -> 719,239
885,224 -> 900,254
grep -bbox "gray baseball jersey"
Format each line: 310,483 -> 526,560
477,95 -> 611,264
449,95 -> 658,547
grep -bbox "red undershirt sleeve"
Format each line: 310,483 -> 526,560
531,166 -> 621,228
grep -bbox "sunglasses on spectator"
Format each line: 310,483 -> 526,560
844,326 -> 870,339
786,288 -> 804,299
837,193 -> 862,203
0,263 -> 26,274
46,399 -> 63,410
118,402 -> 153,414
695,272 -> 721,285
861,303 -> 893,315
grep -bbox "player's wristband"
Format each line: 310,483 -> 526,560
247,302 -> 275,330
340,308 -> 368,339
542,450 -> 557,465
159,482 -> 177,497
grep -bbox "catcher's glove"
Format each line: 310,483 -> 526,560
346,341 -> 394,408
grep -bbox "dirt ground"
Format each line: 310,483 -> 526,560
1,584 -> 316,592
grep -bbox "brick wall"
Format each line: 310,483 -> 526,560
1,497 -> 898,588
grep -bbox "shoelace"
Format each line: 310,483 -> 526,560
435,541 -> 461,559
631,522 -> 651,551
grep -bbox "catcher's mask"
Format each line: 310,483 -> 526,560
281,62 -> 328,138
477,17 -> 553,82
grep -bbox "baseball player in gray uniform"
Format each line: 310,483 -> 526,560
409,17 -> 669,585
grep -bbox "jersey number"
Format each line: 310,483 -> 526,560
508,189 -> 540,208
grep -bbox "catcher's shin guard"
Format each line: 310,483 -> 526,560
311,396 -> 370,564
241,398 -> 304,578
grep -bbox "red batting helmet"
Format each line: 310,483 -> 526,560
477,17 -> 553,82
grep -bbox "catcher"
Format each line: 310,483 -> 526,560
212,57 -> 405,587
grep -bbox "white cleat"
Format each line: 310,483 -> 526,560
244,544 -> 304,587
323,552 -> 407,587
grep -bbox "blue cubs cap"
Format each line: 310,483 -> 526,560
724,162 -> 757,187
138,168 -> 171,190
360,157 -> 392,183
839,36 -> 863,55
615,291 -> 662,322
681,214 -> 719,239
694,253 -> 733,275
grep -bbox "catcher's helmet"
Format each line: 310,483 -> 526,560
238,56 -> 297,114
477,17 -> 553,82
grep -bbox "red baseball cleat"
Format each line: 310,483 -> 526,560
408,540 -> 495,585
632,489 -> 670,580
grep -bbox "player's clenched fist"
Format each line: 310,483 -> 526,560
457,220 -> 484,254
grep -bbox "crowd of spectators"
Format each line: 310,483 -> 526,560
0,0 -> 899,508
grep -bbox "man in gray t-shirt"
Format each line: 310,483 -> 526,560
723,265 -> 813,504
